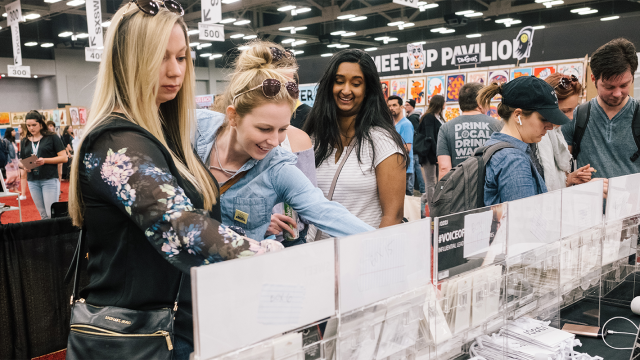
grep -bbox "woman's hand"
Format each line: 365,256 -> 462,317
566,164 -> 595,186
588,178 -> 609,199
35,157 -> 45,167
266,213 -> 296,236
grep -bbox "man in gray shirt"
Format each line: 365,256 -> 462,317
562,38 -> 639,182
437,82 -> 503,179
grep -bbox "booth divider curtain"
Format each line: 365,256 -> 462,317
0,217 -> 84,359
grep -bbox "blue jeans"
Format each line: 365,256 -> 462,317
406,172 -> 415,196
413,154 -> 425,193
27,178 -> 60,220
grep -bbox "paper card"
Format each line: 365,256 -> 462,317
338,220 -> 431,313
561,180 -> 604,238
507,191 -> 562,256
192,240 -> 336,359
463,211 -> 493,258
605,173 -> 640,223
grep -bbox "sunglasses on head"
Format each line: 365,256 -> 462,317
128,0 -> 184,16
556,75 -> 579,90
269,47 -> 295,62
232,79 -> 299,104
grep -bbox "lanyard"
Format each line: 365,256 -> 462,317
31,140 -> 40,157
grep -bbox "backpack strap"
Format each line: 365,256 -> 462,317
630,102 -> 640,162
572,102 -> 591,160
474,142 -> 515,208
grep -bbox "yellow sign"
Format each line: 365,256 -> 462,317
234,209 -> 248,224
520,33 -> 528,43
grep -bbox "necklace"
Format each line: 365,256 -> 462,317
209,141 -> 238,176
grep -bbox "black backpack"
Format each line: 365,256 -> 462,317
430,142 -> 536,218
572,101 -> 640,162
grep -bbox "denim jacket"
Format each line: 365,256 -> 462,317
193,109 -> 374,240
484,132 -> 547,206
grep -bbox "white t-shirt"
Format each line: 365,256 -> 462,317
308,127 -> 403,241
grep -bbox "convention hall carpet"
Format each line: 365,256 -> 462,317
1,181 -> 69,224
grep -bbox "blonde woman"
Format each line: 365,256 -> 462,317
193,41 -> 373,241
67,3 -> 281,358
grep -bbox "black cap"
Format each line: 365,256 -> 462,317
501,76 -> 570,126
406,99 -> 416,108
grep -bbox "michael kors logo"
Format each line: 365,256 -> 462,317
105,316 -> 132,325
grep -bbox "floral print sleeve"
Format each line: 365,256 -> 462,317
82,132 -> 282,273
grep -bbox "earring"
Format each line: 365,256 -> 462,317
517,115 -> 523,126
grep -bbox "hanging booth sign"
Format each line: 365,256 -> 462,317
7,64 -> 30,78
199,23 -> 224,42
10,24 -> 22,66
201,0 -> 221,24
5,0 -> 22,27
454,52 -> 481,66
85,0 -> 104,48
407,43 -> 426,71
514,26 -> 534,61
85,47 -> 103,62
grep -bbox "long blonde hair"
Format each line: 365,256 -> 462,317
218,41 -> 298,133
69,4 -> 218,227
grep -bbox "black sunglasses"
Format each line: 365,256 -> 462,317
556,75 -> 579,90
233,79 -> 299,103
129,0 -> 184,16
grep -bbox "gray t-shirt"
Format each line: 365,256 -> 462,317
436,114 -> 503,167
562,97 -> 640,179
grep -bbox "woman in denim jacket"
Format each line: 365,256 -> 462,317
193,41 -> 373,240
476,76 -> 570,206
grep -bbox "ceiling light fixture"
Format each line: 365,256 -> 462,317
430,27 -> 448,33
229,33 -> 245,38
331,30 -> 346,35
465,12 -> 483,17
25,41 -> 38,46
44,0 -> 62,3
532,25 -> 546,29
292,40 -> 307,46
41,43 -> 54,47
321,53 -> 333,57
495,18 -> 521,27
601,15 -> 620,21
418,2 -> 438,11
200,53 -> 212,57
292,7 -> 311,15
189,42 -> 200,47
279,26 -> 294,31
411,41 -> 426,45
349,16 -> 367,21
292,50 -> 303,55
238,45 -> 249,50
76,33 -> 89,38
337,14 -> 355,20
364,47 -> 378,51
243,34 -> 257,40
33,75 -> 38,78
542,1 -> 563,8
233,19 -> 251,25
455,10 -> 475,15
281,38 -> 296,44
24,13 -> 41,20
188,29 -> 199,35
440,29 -> 455,33
388,21 -> 404,26
210,54 -> 223,59
336,44 -> 350,48
2,13 -> 6,17
66,0 -> 85,6
570,7 -> 591,13
218,18 -> 236,24
199,43 -> 212,48
342,32 -> 357,36
466,33 -> 481,38
578,9 -> 598,15
59,31 -> 73,37
221,0 -> 240,3
327,43 -> 340,48
277,5 -> 296,12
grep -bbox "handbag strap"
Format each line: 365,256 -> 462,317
219,170 -> 248,195
316,138 -> 356,240
70,229 -> 185,312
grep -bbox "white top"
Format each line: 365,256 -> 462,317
308,127 -> 403,241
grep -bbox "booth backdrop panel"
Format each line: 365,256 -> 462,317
0,218 -> 81,360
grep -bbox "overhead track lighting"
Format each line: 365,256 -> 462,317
364,47 -> 377,51
601,15 -> 619,21
337,14 -> 355,20
218,18 -> 236,24
349,16 -> 367,21
233,19 -> 251,25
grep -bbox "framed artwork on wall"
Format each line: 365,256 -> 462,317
381,80 -> 390,100
534,66 -> 556,79
408,77 -> 426,106
0,113 -> 10,126
446,74 -> 466,103
511,68 -> 532,80
427,75 -> 445,101
558,63 -> 584,79
79,108 -> 87,125
69,107 -> 80,126
390,78 -> 408,101
467,72 -> 487,85
444,105 -> 461,122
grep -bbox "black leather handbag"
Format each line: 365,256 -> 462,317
66,230 -> 183,360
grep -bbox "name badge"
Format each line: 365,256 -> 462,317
234,209 -> 248,224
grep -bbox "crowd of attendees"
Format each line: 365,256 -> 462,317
8,6 -> 636,356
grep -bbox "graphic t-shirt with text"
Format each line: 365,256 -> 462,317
436,114 -> 503,167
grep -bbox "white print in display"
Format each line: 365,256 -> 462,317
374,40 -> 522,73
